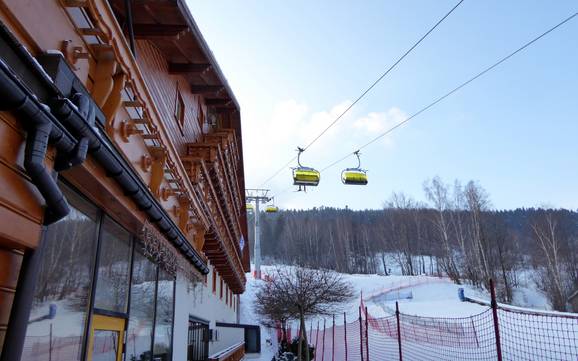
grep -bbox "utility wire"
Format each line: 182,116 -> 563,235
320,11 -> 578,174
258,0 -> 465,188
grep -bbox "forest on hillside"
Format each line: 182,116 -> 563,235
249,177 -> 578,311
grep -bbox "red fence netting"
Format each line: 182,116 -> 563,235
285,301 -> 578,361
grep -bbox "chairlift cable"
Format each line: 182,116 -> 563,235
319,11 -> 578,173
257,0 -> 465,187
301,0 -> 464,152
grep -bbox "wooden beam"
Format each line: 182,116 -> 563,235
190,85 -> 224,94
168,62 -> 211,74
132,24 -> 188,39
205,98 -> 232,106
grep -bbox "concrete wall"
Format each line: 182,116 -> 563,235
172,264 -> 242,361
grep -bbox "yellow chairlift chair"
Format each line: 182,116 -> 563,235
265,198 -> 279,213
292,147 -> 320,191
341,151 -> 368,185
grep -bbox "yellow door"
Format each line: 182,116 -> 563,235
87,314 -> 125,361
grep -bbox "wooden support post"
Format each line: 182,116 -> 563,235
103,73 -> 126,135
91,58 -> 115,106
148,147 -> 166,197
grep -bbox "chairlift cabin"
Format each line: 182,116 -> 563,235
265,197 -> 279,213
341,151 -> 368,185
265,205 -> 279,213
246,203 -> 254,212
292,147 -> 320,188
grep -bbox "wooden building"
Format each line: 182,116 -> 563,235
0,1 -> 251,360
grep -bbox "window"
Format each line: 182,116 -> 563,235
22,184 -> 99,361
125,250 -> 175,361
220,278 -> 223,299
125,250 -> 157,361
21,183 -> 176,361
154,269 -> 175,360
197,97 -> 205,132
212,270 -> 217,294
94,217 -> 132,313
175,84 -> 185,135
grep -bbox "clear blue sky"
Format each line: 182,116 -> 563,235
187,0 -> 578,211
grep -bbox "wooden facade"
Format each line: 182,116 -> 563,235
0,0 -> 249,359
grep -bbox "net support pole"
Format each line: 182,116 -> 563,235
344,312 -> 348,361
490,279 -> 503,361
310,321 -> 313,348
321,318 -> 326,361
359,307 -> 364,361
396,302 -> 403,361
315,320 -> 320,361
365,306 -> 369,361
332,314 -> 335,361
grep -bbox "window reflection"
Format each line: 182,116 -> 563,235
125,250 -> 157,361
94,217 -> 132,313
153,269 -> 174,361
92,330 -> 119,361
22,185 -> 99,361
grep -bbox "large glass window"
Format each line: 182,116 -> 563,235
125,250 -> 157,361
94,217 -> 132,313
20,183 -> 176,361
153,269 -> 174,361
22,185 -> 99,361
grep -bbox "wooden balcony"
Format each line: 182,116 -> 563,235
182,131 -> 246,293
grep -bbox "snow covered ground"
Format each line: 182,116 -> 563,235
240,265 -> 489,360
239,264 -> 572,360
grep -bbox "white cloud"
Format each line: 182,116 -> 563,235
353,107 -> 406,134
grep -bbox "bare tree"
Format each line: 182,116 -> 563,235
531,210 -> 572,310
254,267 -> 354,361
424,177 -> 460,282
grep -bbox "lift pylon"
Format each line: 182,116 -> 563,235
245,188 -> 271,280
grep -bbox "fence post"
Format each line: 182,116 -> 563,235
344,312 -> 348,361
315,320 -> 320,361
321,318 -> 326,361
490,279 -> 503,361
331,314 -> 335,361
396,302 -> 403,361
364,307 -> 369,361
359,307 -> 364,361
310,321 -> 313,348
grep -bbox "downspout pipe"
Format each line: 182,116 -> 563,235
0,60 -> 81,225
